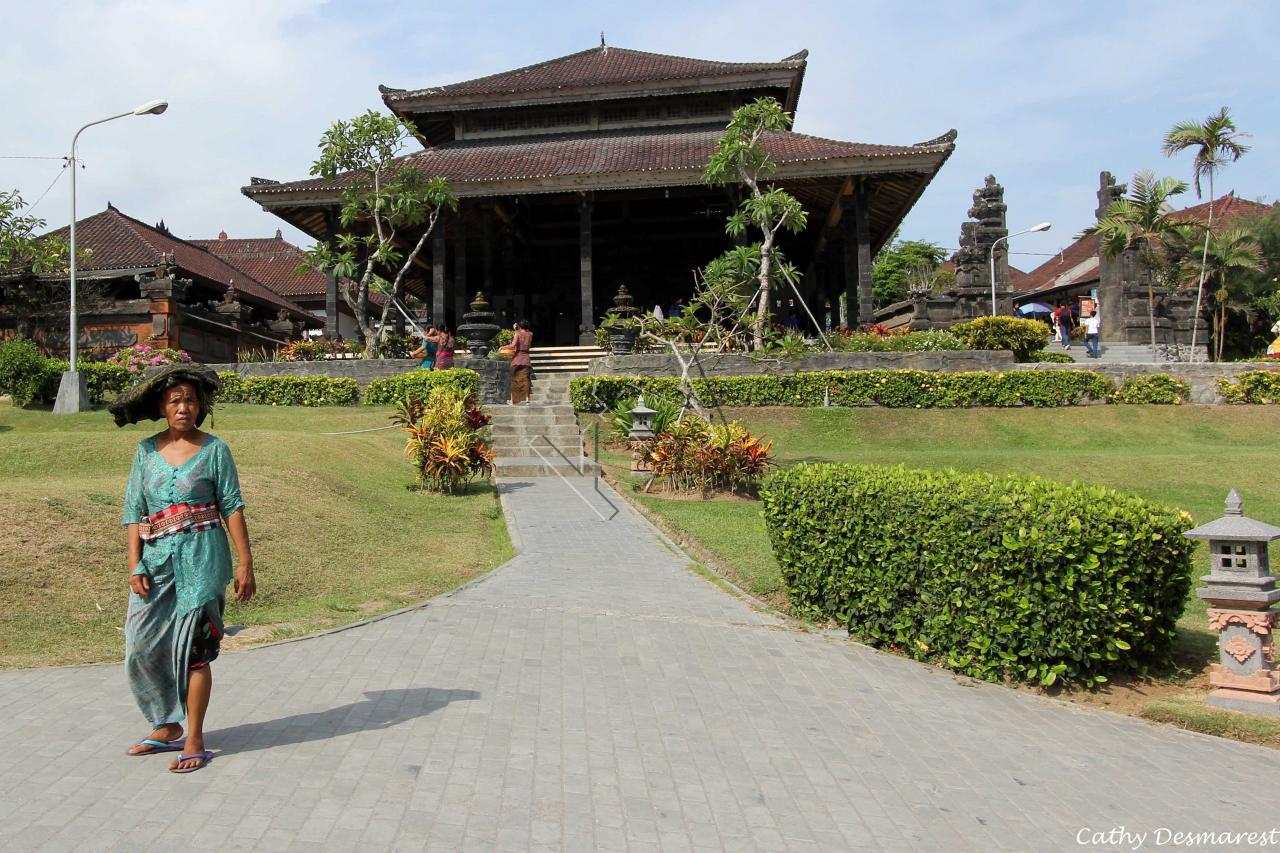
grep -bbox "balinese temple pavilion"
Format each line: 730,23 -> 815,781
244,44 -> 955,344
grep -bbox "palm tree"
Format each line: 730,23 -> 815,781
1198,227 -> 1265,360
1083,171 -> 1189,355
1162,107 -> 1251,358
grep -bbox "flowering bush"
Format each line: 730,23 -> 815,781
111,343 -> 191,375
640,417 -> 773,495
397,387 -> 495,493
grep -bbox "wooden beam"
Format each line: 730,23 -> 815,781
812,176 -> 853,256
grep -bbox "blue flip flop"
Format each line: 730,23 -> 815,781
127,738 -> 185,756
169,751 -> 214,774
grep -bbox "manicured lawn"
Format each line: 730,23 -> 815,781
0,402 -> 512,668
595,405 -> 1280,671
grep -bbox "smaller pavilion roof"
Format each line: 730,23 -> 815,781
43,207 -> 316,324
190,231 -> 325,299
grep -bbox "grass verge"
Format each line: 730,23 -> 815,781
0,402 -> 512,668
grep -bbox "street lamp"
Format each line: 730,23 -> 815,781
54,99 -> 169,414
989,222 -> 1051,317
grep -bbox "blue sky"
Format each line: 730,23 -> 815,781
3,0 -> 1276,274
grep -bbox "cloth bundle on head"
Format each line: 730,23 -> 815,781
107,363 -> 221,428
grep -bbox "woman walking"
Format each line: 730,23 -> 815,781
509,319 -> 533,404
109,364 -> 255,774
410,326 -> 438,370
433,325 -> 456,370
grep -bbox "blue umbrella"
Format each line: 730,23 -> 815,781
1017,302 -> 1054,315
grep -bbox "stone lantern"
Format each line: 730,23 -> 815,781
628,395 -> 657,472
1185,490 -> 1280,716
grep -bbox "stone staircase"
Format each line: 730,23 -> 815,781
1052,341 -> 1209,365
487,375 -> 599,478
530,345 -> 606,375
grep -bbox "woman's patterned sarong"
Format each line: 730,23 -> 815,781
124,556 -> 225,727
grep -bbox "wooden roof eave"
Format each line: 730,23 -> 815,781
383,67 -> 804,116
244,148 -> 950,207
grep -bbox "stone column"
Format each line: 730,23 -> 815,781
453,219 -> 468,332
139,263 -> 188,350
579,193 -> 595,345
432,219 -> 447,327
324,207 -> 340,338
840,198 -> 862,328
1095,171 -> 1126,341
853,180 -> 874,327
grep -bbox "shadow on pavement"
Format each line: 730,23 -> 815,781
207,687 -> 480,755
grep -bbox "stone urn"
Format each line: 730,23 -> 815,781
457,292 -> 501,357
605,284 -> 641,355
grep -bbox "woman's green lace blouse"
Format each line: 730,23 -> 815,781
122,434 -> 244,617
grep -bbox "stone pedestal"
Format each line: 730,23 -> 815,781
139,270 -> 189,349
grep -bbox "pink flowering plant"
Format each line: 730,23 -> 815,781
111,342 -> 192,375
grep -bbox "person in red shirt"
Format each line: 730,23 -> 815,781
1053,303 -> 1075,349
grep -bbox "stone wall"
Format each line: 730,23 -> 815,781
589,350 -> 1018,377
209,356 -> 512,404
1009,361 -> 1280,405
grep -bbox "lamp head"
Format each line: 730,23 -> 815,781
1030,222 -> 1052,233
132,99 -> 169,116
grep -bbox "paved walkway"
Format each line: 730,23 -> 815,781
3,477 -> 1279,852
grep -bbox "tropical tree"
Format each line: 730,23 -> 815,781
1162,107 -> 1250,357
1197,227 -> 1265,360
299,110 -> 456,357
703,98 -> 808,349
0,189 -> 67,275
1083,171 -> 1189,354
870,237 -> 948,307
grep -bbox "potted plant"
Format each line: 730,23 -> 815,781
602,311 -> 640,355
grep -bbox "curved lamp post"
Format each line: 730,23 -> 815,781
54,99 -> 168,414
989,221 -> 1051,317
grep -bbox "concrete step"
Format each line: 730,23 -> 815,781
1052,343 -> 1209,364
489,412 -> 578,426
493,456 -> 601,478
490,444 -> 584,459
490,423 -> 581,438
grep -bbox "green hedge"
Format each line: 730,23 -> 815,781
38,360 -> 134,403
363,367 -> 480,406
1026,351 -> 1075,364
950,316 -> 1050,360
1218,370 -> 1280,404
571,370 -> 1115,412
216,372 -> 359,406
760,463 -> 1195,686
1109,374 -> 1190,405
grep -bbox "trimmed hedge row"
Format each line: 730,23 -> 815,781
363,368 -> 480,406
39,360 -> 133,403
1110,374 -> 1190,405
760,463 -> 1195,686
571,370 -> 1115,411
216,372 -> 360,406
1218,370 -> 1280,404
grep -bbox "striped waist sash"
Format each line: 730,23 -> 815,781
139,502 -> 221,542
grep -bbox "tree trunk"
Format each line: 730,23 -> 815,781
1148,282 -> 1157,358
1191,174 -> 1215,361
755,235 -> 773,351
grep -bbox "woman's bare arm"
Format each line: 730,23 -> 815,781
126,523 -> 148,596
225,509 -> 256,603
